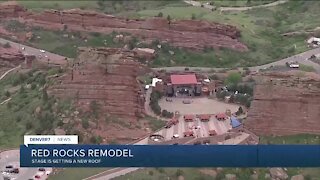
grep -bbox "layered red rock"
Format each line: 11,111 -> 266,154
0,46 -> 25,65
48,47 -> 148,121
0,2 -> 248,51
245,73 -> 320,135
0,1 -> 28,18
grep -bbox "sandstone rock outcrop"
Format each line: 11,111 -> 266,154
0,46 -> 25,65
246,72 -> 320,135
48,47 -> 149,121
0,2 -> 248,51
0,1 -> 28,18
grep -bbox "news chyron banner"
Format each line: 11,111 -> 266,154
21,135 -> 320,167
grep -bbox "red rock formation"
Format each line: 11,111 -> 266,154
48,47 -> 148,121
0,2 -> 248,51
0,46 -> 24,65
245,73 -> 320,135
0,1 -> 27,18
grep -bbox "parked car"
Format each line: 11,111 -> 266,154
172,134 -> 179,139
286,61 -> 299,68
38,168 -> 45,171
34,175 -> 41,179
5,165 -> 13,169
182,99 -> 191,104
39,49 -> 46,53
10,168 -> 19,174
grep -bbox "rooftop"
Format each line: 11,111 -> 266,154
170,74 -> 197,85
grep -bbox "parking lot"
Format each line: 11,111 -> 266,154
158,115 -> 232,141
0,150 -> 51,180
158,97 -> 239,115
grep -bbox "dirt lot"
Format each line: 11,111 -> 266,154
158,97 -> 239,115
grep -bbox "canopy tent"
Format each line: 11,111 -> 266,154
230,116 -> 241,128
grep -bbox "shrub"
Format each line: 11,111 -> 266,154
31,83 -> 37,90
148,170 -> 154,176
225,72 -> 242,86
90,135 -> 102,144
16,116 -> 22,122
26,121 -> 33,130
90,100 -> 100,119
63,24 -> 68,31
161,109 -> 174,118
167,15 -> 171,23
82,119 -> 89,129
6,102 -> 12,109
175,169 -> 184,177
236,106 -> 244,115
5,91 -> 10,97
191,13 -> 196,20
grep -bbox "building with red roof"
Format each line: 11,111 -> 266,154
208,130 -> 217,136
198,114 -> 211,121
215,113 -> 227,120
184,114 -> 195,122
167,74 -> 200,97
170,74 -> 198,85
183,130 -> 194,137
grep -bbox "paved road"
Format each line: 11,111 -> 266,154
184,0 -> 288,12
152,47 -> 320,74
0,150 -> 52,180
2,37 -> 320,74
0,38 -> 67,65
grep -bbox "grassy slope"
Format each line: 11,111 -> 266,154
28,30 -> 122,58
211,0 -> 277,7
11,1 -> 320,68
48,168 -> 107,180
260,134 -> 320,145
113,168 -> 214,180
0,68 -> 70,148
17,1 -> 99,12
138,0 -> 319,67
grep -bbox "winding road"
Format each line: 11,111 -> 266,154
184,0 -> 288,12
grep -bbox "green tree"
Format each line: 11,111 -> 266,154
167,15 -> 172,24
5,91 -> 10,97
236,106 -> 244,115
63,24 -> 68,31
225,72 -> 242,86
191,13 -> 196,20
42,89 -> 48,102
175,169 -> 184,177
82,119 -> 89,129
157,12 -> 163,17
90,100 -> 100,119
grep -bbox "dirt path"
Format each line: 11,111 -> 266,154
0,98 -> 11,105
184,0 -> 288,12
0,65 -> 20,80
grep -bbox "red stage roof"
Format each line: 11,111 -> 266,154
170,74 -> 197,85
216,113 -> 227,119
